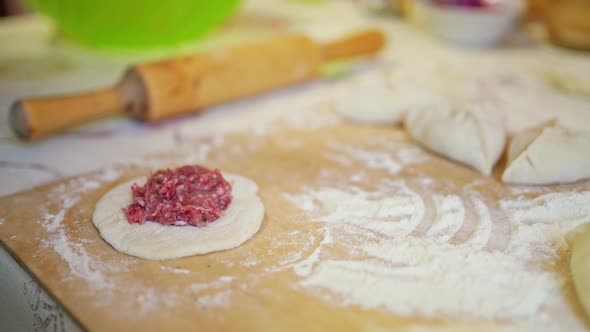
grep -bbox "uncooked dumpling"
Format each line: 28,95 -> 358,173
333,75 -> 438,126
334,80 -> 403,125
93,173 -> 264,260
404,100 -> 506,175
567,223 -> 590,320
502,120 -> 590,184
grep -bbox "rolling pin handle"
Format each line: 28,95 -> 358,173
9,85 -> 127,141
119,69 -> 151,121
10,101 -> 30,140
321,29 -> 386,61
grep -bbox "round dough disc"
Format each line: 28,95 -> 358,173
92,173 -> 265,260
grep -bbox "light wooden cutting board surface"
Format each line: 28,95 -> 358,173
1,124 -> 589,331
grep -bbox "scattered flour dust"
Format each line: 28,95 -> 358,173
197,290 -> 233,309
33,163 -> 260,315
286,184 -> 425,238
51,228 -> 109,286
30,166 -> 205,316
284,176 -> 590,331
191,276 -> 236,308
425,194 -> 464,242
9,96 -> 344,318
137,288 -> 178,314
40,169 -> 124,288
325,140 -> 428,175
241,255 -> 260,267
160,266 -> 192,274
326,146 -> 403,174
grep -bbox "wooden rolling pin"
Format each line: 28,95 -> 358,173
10,30 -> 385,140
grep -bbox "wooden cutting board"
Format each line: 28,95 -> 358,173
1,124 -> 589,331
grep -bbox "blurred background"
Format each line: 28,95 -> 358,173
1,0 -> 589,196
0,0 -> 25,16
0,0 -> 588,49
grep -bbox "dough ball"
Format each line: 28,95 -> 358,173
404,99 -> 506,175
502,120 -> 590,185
334,86 -> 404,125
92,173 -> 264,260
333,72 -> 439,126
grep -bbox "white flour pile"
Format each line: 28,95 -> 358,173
284,169 -> 590,331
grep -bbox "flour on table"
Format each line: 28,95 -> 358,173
263,230 -> 318,273
241,255 -> 259,267
51,228 -> 110,286
465,196 -> 493,249
160,266 -> 192,274
425,194 -> 464,242
190,275 -> 236,293
31,166 -> 243,316
329,146 -> 402,174
190,276 -> 236,309
502,191 -> 590,226
292,229 -> 333,277
197,290 -> 232,309
325,140 -> 428,175
287,185 -> 424,238
137,288 -> 178,315
278,251 -> 303,266
43,205 -> 69,232
41,176 -> 119,288
301,238 -> 558,320
284,175 -> 590,331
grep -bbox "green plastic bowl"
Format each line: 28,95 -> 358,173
26,0 -> 240,49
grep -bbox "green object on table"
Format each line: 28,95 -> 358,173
25,0 -> 240,49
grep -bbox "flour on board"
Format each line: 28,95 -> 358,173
160,266 -> 192,274
324,140 -> 428,175
31,166 -> 234,316
284,175 -> 590,331
197,290 -> 233,309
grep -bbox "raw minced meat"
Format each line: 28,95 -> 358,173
123,165 -> 232,227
